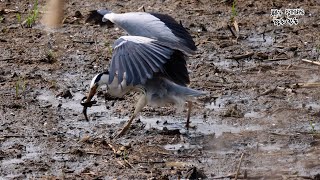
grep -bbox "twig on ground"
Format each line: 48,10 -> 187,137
81,171 -> 97,176
290,83 -> 320,88
107,143 -> 117,154
256,88 -> 276,98
276,86 -> 295,94
233,20 -> 239,38
270,132 -> 295,136
263,58 -> 288,61
56,152 -> 70,154
106,143 -> 132,168
94,37 -> 98,52
157,151 -> 171,155
278,64 -> 319,70
79,135 -> 91,143
72,39 -> 95,44
1,134 -> 44,138
286,64 -> 292,69
0,57 -> 15,61
116,160 -> 126,168
137,5 -> 146,12
234,153 -> 244,180
135,161 -> 165,164
56,151 -> 103,155
0,9 -> 18,14
185,9 -> 206,12
281,175 -> 314,179
212,173 -> 236,179
86,152 -> 103,155
227,24 -> 237,38
301,59 -> 320,66
123,159 -> 133,168
226,52 -> 254,60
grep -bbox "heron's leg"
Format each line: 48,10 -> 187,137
114,94 -> 147,138
186,101 -> 192,130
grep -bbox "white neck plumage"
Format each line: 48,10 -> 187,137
90,72 -> 109,88
90,72 -> 132,98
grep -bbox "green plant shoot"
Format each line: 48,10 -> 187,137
231,0 -> 237,22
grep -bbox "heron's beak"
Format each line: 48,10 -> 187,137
101,17 -> 114,28
81,84 -> 98,121
87,84 -> 98,102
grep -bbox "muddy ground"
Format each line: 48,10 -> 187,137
1,0 -> 320,179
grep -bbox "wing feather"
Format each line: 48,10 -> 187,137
109,36 -> 174,85
135,47 -> 159,72
143,45 -> 167,64
121,54 -> 133,84
131,49 -> 152,80
127,50 -> 145,85
109,12 -> 196,54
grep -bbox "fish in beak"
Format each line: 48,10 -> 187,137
81,71 -> 109,121
81,84 -> 98,121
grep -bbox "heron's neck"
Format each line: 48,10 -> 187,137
99,73 -> 109,85
90,72 -> 109,88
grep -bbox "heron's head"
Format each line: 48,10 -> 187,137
101,11 -> 115,26
86,10 -> 114,27
81,71 -> 109,120
86,71 -> 109,102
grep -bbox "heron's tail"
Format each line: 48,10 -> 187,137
162,79 -> 206,111
164,79 -> 207,97
184,87 -> 207,97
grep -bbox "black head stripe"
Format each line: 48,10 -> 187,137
94,73 -> 103,83
103,70 -> 109,74
94,70 -> 109,83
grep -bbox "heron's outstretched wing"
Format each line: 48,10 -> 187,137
150,13 -> 197,53
106,12 -> 196,55
162,50 -> 190,86
109,36 -> 174,86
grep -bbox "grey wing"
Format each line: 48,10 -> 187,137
150,13 -> 197,54
108,36 -> 174,86
162,50 -> 190,86
113,12 -> 196,55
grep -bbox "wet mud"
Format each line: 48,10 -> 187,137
0,0 -> 320,179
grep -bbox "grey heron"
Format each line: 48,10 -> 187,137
82,10 -> 205,137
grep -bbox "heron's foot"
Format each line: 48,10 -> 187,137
112,123 -> 131,139
186,101 -> 192,130
186,124 -> 196,130
185,123 -> 189,130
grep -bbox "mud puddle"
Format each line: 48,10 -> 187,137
1,0 -> 320,178
140,116 -> 262,136
37,89 -> 263,138
37,90 -> 105,114
246,34 -> 274,49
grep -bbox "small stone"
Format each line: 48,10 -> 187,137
56,89 -> 73,99
74,11 -> 83,18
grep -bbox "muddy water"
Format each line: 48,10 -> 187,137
1,0 -> 320,178
246,34 -> 274,49
37,89 -> 263,137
